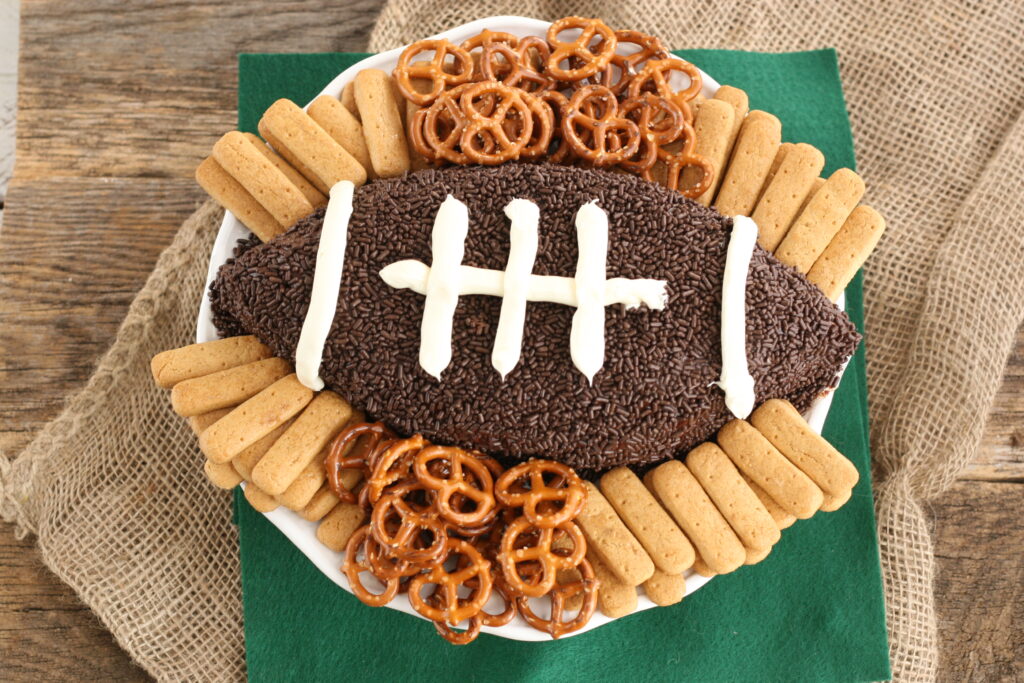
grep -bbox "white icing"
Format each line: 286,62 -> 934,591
380,262 -> 666,310
492,199 -> 539,378
419,195 -> 469,380
714,214 -> 759,418
294,181 -> 355,391
378,198 -> 668,381
570,201 -> 608,384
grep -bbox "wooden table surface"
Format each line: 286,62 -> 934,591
1,2 -> 1021,680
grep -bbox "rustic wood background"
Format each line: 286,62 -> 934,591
1,1 -> 1021,680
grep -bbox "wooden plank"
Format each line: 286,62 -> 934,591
966,323 -> 1024,481
933,480 -> 1024,681
0,177 -> 205,456
14,0 -> 385,182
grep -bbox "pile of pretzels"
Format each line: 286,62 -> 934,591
394,16 -> 714,198
326,422 -> 598,643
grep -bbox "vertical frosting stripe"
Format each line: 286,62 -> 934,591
294,180 -> 355,391
570,201 -> 609,384
492,199 -> 540,379
419,195 -> 469,380
716,214 -> 759,418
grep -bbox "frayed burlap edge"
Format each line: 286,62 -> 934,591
1,199 -> 246,683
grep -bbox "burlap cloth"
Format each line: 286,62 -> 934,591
2,1 -> 1023,681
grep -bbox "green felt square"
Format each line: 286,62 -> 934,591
234,49 -> 890,683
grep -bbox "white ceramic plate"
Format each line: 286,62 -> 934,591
196,15 -> 845,641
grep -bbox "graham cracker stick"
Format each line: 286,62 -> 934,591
232,419 -> 294,480
806,205 -> 887,301
750,399 -> 860,504
599,466 -> 695,574
717,420 -> 823,519
188,408 -> 233,436
685,442 -> 781,552
588,550 -> 638,618
316,503 -> 366,551
243,483 -> 280,513
340,81 -> 360,121
577,481 -> 655,586
204,460 -> 243,490
259,98 -> 367,193
741,473 -> 797,529
241,132 -> 326,208
643,570 -> 686,607
251,391 -> 353,495
170,357 -> 291,417
775,168 -> 866,273
299,485 -> 342,522
199,374 -> 314,464
644,460 -> 746,575
711,85 -> 749,173
752,142 -> 826,251
212,131 -> 314,229
354,69 -> 411,178
195,157 -> 284,242
744,544 -> 772,565
152,335 -> 272,389
714,110 -> 782,216
307,95 -> 374,176
684,99 -> 735,206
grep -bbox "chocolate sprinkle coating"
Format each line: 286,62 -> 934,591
210,163 -> 860,471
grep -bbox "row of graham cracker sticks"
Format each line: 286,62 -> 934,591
151,335 -> 861,617
196,71 -> 883,304
196,68 -> 414,242
686,85 -> 887,301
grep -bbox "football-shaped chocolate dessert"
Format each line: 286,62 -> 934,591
211,163 -> 859,471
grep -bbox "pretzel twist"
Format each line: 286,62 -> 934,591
414,445 -> 497,527
546,17 -> 618,82
395,39 -> 475,106
343,525 -> 400,607
408,538 -> 493,625
459,81 -> 534,165
562,85 -> 641,165
516,555 -> 599,639
495,460 -> 587,528
326,422 -> 394,504
498,517 -> 587,598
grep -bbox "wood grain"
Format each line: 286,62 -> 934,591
0,0 -> 1020,680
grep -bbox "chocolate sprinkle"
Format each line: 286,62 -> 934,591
210,163 -> 860,471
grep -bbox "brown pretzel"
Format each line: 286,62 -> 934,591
546,17 -> 618,82
494,459 -> 587,527
395,39 -> 475,106
518,92 -> 555,159
460,29 -> 519,53
408,106 -> 439,163
343,525 -> 400,607
370,491 -> 449,564
627,57 -> 702,123
562,85 -> 641,165
433,614 -> 483,645
498,516 -> 586,598
458,81 -> 533,165
481,37 -> 555,93
326,422 -> 393,504
618,92 -> 687,174
589,30 -> 670,94
642,118 -> 715,198
408,538 -> 492,625
516,555 -> 599,639
414,445 -> 497,527
365,435 -> 425,505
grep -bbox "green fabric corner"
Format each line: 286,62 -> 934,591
234,49 -> 890,683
